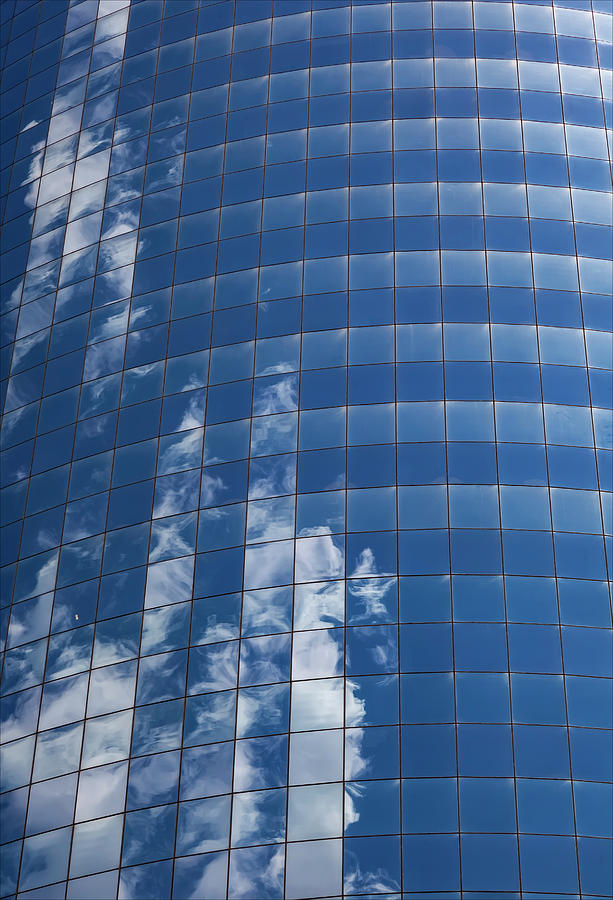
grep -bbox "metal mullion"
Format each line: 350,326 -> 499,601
7,353 -> 613,446
0,0 -> 45,228
0,0 -> 78,821
390,1 -> 404,894
0,0 -> 48,573
0,3 -> 16,73
60,15 -> 157,900
0,19 -> 81,419
226,4 -> 273,896
5,581 -> 609,662
473,4 -> 523,895
283,1 -> 312,896
550,8 -> 610,894
589,0 -> 613,191
44,11 -> 166,896
91,1 -> 197,893
587,0 -> 613,703
340,5 -> 354,895
584,0 -> 613,615
167,0 -> 231,891
0,61 -> 36,232
513,3 -> 584,896
8,14 -> 111,898
431,5 -> 462,895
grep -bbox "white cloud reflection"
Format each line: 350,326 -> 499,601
229,845 -> 284,900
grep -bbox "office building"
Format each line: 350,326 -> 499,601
0,1 -> 611,897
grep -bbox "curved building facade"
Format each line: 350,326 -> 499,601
1,1 -> 612,898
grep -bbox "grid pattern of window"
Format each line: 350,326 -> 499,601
1,1 -> 611,898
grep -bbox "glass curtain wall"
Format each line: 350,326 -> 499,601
0,1 -> 611,898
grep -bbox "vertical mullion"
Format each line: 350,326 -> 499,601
227,5 -> 274,898
65,5 -> 153,896
390,2 -> 403,898
283,2 -> 313,898
149,0 -> 207,894
341,5 -> 352,897
11,9 -> 116,895
514,2 -> 582,897
431,3 -> 462,896
550,5 -> 608,894
473,2 -> 522,897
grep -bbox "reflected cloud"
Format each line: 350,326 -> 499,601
253,375 -> 298,415
15,290 -> 53,337
250,412 -> 297,457
7,592 -> 53,647
290,677 -> 343,731
231,788 -> 286,847
244,540 -> 294,591
345,680 -> 367,729
83,334 -> 125,381
351,546 -> 379,579
348,575 -> 396,625
344,728 -> 368,781
16,557 -> 57,606
46,627 -> 93,680
145,556 -> 194,607
73,149 -> 110,191
229,845 -> 284,900
295,531 -> 344,582
175,395 -> 205,433
37,163 -> 74,205
0,734 -> 35,791
52,80 -> 86,117
288,782 -> 343,841
246,496 -> 294,543
237,683 -> 288,739
248,453 -> 296,499
149,513 -> 195,563
289,729 -> 343,786
97,231 -> 137,272
292,629 -> 343,680
156,428 -> 202,477
189,642 -> 238,694
239,633 -> 290,686
43,134 -> 78,176
177,795 -> 230,855
200,472 -> 228,507
153,471 -> 199,518
87,660 -> 136,717
242,586 -> 291,637
88,299 -> 129,343
64,211 -> 103,255
95,263 -> 134,302
294,580 -> 344,630
47,105 -> 82,144
102,201 -> 140,239
33,195 -> 69,237
344,862 -> 400,896
39,672 -> 88,730
31,723 -> 81,784
173,852 -> 228,900
285,838 -> 342,900
69,180 -> 107,221
233,734 -> 287,793
27,227 -> 64,270
343,780 -> 363,831
81,710 -> 133,768
1,686 -> 41,743
75,760 -> 127,821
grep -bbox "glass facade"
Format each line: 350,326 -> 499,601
1,0 -> 612,898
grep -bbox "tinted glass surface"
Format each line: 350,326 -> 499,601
1,0 -> 611,898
